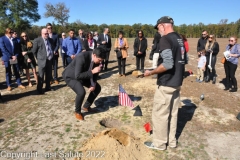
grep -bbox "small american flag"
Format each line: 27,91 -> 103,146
119,84 -> 134,108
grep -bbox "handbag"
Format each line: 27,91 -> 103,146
9,59 -> 18,65
221,57 -> 226,64
115,50 -> 122,58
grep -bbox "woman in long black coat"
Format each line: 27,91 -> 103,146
133,30 -> 148,77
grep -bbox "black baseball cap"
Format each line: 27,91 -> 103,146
154,16 -> 174,29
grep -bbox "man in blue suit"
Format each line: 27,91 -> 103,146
0,28 -> 25,91
46,23 -> 59,84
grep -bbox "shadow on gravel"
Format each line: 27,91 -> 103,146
1,84 -> 66,102
83,95 -> 142,117
176,99 -> 196,140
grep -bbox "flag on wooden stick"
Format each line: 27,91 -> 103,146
119,84 -> 134,108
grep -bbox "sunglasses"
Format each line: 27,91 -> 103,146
209,37 -> 213,39
21,35 -> 27,37
62,35 -> 66,36
229,40 -> 234,42
10,32 -> 14,34
202,34 -> 206,35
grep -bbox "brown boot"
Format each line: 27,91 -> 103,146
74,112 -> 84,120
18,85 -> 26,89
7,86 -> 12,91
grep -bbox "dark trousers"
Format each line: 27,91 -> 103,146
103,51 -> 110,69
136,56 -> 145,71
5,63 -> 21,86
52,55 -> 58,80
224,61 -> 238,88
61,53 -> 67,68
66,56 -> 73,66
37,59 -> 52,92
64,78 -> 101,113
205,55 -> 217,80
117,58 -> 126,75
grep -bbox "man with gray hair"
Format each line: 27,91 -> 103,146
93,31 -> 98,41
32,28 -> 54,94
59,32 -> 67,68
97,28 -> 111,71
144,16 -> 185,150
77,29 -> 86,52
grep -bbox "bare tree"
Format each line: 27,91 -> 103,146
44,2 -> 69,26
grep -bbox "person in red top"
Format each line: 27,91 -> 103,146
180,34 -> 189,77
180,34 -> 189,63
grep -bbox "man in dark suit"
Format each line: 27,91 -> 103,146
97,28 -> 112,71
59,32 -> 67,68
62,48 -> 105,120
46,23 -> 59,84
77,29 -> 86,52
32,28 -> 54,94
0,28 -> 25,91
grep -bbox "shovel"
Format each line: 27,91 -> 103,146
208,51 -> 213,71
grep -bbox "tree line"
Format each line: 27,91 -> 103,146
0,1 -> 240,40
23,19 -> 240,40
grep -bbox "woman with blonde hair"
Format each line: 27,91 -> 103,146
223,36 -> 240,92
114,31 -> 129,77
204,34 -> 219,84
20,32 -> 38,87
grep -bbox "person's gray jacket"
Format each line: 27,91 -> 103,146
32,37 -> 54,68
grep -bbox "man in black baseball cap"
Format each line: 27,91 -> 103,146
144,16 -> 185,151
154,16 -> 174,29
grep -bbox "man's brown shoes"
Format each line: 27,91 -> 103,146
74,112 -> 84,120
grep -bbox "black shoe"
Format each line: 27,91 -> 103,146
229,88 -> 238,92
104,67 -> 108,71
45,88 -> 55,92
224,87 -> 229,91
212,77 -> 216,84
204,76 -> 209,82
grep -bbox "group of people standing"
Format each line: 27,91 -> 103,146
196,30 -> 240,92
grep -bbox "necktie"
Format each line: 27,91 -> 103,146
89,61 -> 95,87
45,39 -> 52,60
71,39 -> 75,54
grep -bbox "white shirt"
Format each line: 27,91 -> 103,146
198,55 -> 206,68
89,59 -> 95,87
6,35 -> 14,52
104,34 -> 108,43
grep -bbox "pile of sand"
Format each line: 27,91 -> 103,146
79,128 -> 153,160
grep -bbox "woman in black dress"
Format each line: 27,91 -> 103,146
20,32 -> 38,87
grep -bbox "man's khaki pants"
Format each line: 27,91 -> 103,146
152,85 -> 181,148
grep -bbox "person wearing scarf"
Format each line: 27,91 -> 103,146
114,31 -> 129,77
83,32 -> 97,51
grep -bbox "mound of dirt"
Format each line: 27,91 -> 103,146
79,128 -> 153,160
